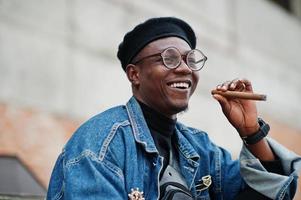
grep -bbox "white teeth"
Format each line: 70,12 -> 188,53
170,82 -> 189,89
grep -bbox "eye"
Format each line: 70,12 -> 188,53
154,57 -> 162,63
188,58 -> 196,63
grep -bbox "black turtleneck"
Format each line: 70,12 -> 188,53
137,100 -> 176,177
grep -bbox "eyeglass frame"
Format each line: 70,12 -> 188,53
131,46 -> 208,71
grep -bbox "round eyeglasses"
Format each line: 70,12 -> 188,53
132,47 -> 207,71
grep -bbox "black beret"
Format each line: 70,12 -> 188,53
117,17 -> 196,71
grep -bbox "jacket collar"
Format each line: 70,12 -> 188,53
126,97 -> 158,153
174,124 -> 200,165
126,97 -> 200,163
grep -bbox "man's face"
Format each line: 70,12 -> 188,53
132,37 -> 200,118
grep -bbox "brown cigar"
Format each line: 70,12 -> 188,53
211,90 -> 267,101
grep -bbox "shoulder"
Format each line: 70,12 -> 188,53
175,122 -> 221,154
63,105 -> 132,161
176,122 -> 210,140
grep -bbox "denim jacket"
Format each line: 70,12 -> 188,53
47,97 -> 301,200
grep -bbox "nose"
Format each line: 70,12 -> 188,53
174,59 -> 192,74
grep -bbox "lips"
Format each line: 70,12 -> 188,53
167,80 -> 192,90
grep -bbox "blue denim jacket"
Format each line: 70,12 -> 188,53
47,97 -> 301,200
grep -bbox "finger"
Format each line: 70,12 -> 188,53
235,80 -> 246,91
230,78 -> 250,92
229,78 -> 240,90
238,78 -> 253,92
216,82 -> 229,91
218,80 -> 232,91
216,78 -> 253,92
238,83 -> 246,91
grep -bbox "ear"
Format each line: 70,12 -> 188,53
125,64 -> 140,86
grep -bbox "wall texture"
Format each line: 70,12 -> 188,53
0,0 -> 300,198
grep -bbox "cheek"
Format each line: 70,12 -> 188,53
193,72 -> 200,87
189,73 -> 199,96
141,69 -> 163,90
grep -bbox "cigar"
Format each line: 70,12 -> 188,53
211,90 -> 267,101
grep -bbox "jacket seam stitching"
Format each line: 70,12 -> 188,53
65,150 -> 98,167
99,120 -> 130,161
51,151 -> 65,200
102,159 -> 124,180
276,175 -> 294,200
52,182 -> 64,200
215,148 -> 222,193
65,149 -> 124,180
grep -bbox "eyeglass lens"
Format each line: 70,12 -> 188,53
162,47 -> 206,71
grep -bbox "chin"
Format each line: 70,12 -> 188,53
170,101 -> 189,114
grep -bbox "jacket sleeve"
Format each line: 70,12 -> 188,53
47,152 -> 65,200
239,137 -> 301,200
46,150 -> 127,200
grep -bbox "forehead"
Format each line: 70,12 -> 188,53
139,37 -> 192,55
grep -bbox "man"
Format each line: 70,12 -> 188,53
47,17 -> 301,200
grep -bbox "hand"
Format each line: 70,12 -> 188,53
212,78 -> 260,137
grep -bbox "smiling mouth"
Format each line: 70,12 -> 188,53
167,81 -> 192,90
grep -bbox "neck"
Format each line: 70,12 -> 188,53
134,96 -> 177,119
137,99 -> 177,135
